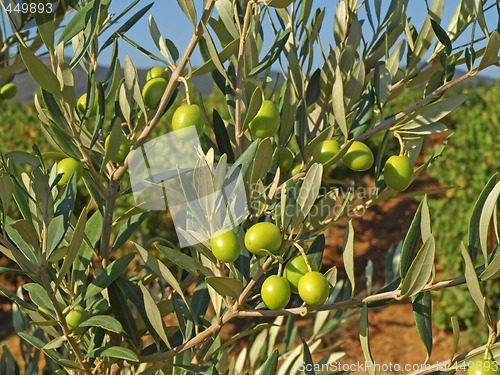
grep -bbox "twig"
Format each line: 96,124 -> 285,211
138,271 -> 470,365
236,274 -> 466,318
112,0 -> 217,183
39,191 -> 92,374
356,71 -> 473,141
237,256 -> 275,307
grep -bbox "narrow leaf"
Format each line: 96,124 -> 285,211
206,276 -> 243,299
343,221 -> 355,298
259,349 -> 279,375
139,284 -> 171,349
468,174 -> 498,262
80,315 -> 123,334
460,243 -> 486,318
85,253 -> 136,300
18,44 -> 61,97
478,180 -> 500,263
100,346 -> 139,362
412,291 -> 433,362
400,235 -> 435,298
360,304 -> 375,375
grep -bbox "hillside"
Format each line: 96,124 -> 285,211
10,59 -> 494,103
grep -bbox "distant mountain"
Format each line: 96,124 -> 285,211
10,59 -> 495,103
11,59 -> 220,103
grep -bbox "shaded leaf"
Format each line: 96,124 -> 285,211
259,349 -> 279,375
412,291 -> 433,361
301,339 -> 315,375
213,110 -> 235,163
80,315 -> 123,334
343,221 -> 355,298
107,281 -> 140,348
400,235 -> 435,298
100,346 -> 139,362
305,68 -> 321,106
431,19 -> 452,55
206,276 -> 243,299
359,304 -> 375,375
468,174 -> 498,262
250,29 -> 291,76
307,234 -> 325,270
85,253 -> 136,300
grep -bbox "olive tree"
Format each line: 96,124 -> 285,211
0,0 -> 499,374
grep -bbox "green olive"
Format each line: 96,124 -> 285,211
142,77 -> 168,109
261,275 -> 291,310
312,140 -> 340,165
342,141 -> 374,171
244,222 -> 282,256
146,66 -> 169,82
248,100 -> 280,138
210,229 -> 240,263
298,271 -> 330,306
0,83 -> 17,99
384,155 -> 414,191
171,104 -> 204,136
65,306 -> 89,335
278,147 -> 295,172
56,158 -> 83,187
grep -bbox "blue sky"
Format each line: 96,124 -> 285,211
101,1 -> 499,77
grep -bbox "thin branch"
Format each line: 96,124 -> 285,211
355,70 -> 473,141
139,269 -> 472,365
237,256 -> 274,307
39,197 -> 92,374
236,274 -> 466,318
112,0 -> 217,182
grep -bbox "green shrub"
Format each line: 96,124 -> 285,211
426,82 -> 500,344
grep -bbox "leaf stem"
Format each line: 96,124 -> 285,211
293,242 -> 312,272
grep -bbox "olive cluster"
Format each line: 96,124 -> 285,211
210,222 -> 331,310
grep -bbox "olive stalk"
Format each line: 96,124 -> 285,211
138,267 -> 486,365
39,179 -> 93,375
111,0 -> 217,183
355,64 -> 499,141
